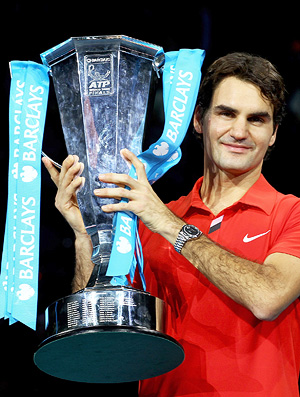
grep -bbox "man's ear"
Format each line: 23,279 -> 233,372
269,125 -> 278,147
193,104 -> 203,135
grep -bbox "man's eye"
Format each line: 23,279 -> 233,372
220,111 -> 234,118
249,116 -> 264,124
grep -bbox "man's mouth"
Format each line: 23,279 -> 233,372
221,142 -> 253,153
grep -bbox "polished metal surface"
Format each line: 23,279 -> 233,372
44,286 -> 164,337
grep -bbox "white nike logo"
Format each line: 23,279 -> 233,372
243,230 -> 271,243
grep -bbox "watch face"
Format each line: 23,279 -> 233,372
184,224 -> 200,237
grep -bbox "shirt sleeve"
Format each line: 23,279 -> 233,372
267,195 -> 300,259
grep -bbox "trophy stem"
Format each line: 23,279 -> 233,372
83,226 -> 113,287
86,264 -> 112,288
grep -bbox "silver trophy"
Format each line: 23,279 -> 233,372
34,36 -> 184,383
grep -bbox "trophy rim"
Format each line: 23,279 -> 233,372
40,34 -> 163,68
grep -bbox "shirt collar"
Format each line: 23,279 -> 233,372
239,174 -> 277,215
175,174 -> 277,218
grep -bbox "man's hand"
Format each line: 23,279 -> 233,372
42,155 -> 87,238
43,154 -> 95,292
94,148 -> 184,245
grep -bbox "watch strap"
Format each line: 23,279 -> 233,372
174,224 -> 202,254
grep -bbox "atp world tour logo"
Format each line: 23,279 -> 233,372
84,54 -> 113,96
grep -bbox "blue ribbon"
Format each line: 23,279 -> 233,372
0,61 -> 49,329
107,49 -> 205,289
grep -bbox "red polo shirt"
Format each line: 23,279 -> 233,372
137,175 -> 300,396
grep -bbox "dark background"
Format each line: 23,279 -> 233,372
1,2 -> 300,395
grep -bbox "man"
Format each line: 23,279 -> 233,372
43,53 -> 300,396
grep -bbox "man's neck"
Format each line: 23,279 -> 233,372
200,166 -> 262,215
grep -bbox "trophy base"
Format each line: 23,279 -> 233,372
34,286 -> 184,383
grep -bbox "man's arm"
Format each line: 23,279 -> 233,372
72,234 -> 94,292
182,237 -> 300,321
42,155 -> 94,292
97,149 -> 300,321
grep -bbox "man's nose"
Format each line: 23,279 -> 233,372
230,117 -> 249,140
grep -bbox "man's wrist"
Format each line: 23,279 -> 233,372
74,231 -> 92,252
161,217 -> 186,246
174,224 -> 203,254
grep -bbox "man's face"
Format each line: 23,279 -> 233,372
194,76 -> 277,177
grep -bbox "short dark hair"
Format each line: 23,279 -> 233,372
197,52 -> 286,128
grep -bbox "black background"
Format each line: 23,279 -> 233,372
1,2 -> 300,395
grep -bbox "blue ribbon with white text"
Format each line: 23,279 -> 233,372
107,49 -> 205,289
0,61 -> 49,330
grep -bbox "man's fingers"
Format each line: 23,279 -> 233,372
60,154 -> 78,180
43,154 -> 84,190
75,176 -> 85,194
60,155 -> 84,188
94,186 -> 132,201
98,172 -> 140,192
55,176 -> 84,211
42,157 -> 60,187
120,148 -> 148,182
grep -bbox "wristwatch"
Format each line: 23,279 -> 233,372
174,224 -> 202,254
